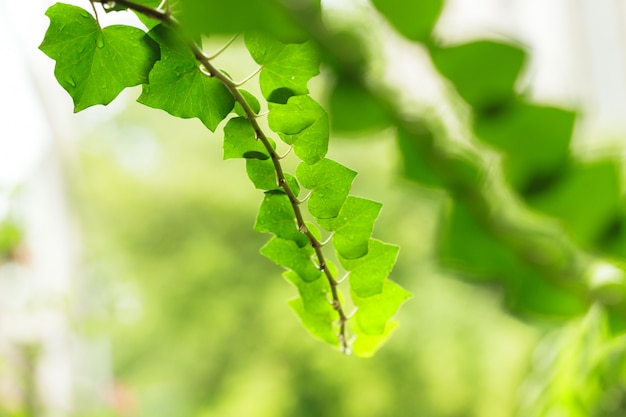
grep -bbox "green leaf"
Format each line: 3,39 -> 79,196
180,0 -> 318,42
318,197 -> 382,259
371,0 -> 444,42
431,40 -> 526,111
245,33 -> 320,101
260,237 -> 321,282
296,159 -> 357,219
130,0 -> 183,29
268,96 -> 329,164
284,270 -> 337,317
223,117 -> 268,160
233,90 -> 261,117
352,280 -> 411,335
340,239 -> 399,297
254,191 -> 308,247
137,25 -> 234,131
474,101 -> 575,192
289,298 -> 338,346
526,160 -> 621,246
39,3 -> 159,112
246,159 -> 276,190
329,78 -> 391,133
351,320 -> 399,358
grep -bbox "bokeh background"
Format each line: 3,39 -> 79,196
2,0 -> 626,416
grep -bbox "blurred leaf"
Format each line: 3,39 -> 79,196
131,0 -> 183,29
397,127 -> 444,187
223,117 -> 268,160
179,0 -> 319,41
474,101 -> 575,192
39,3 -> 159,112
260,237 -> 321,282
352,280 -> 411,335
245,33 -> 320,101
339,239 -> 399,297
138,25 -> 234,131
296,159 -> 357,219
431,40 -> 526,111
254,190 -> 308,247
317,196 -> 382,259
268,96 -> 329,164
329,78 -> 391,133
527,160 -> 621,246
371,0 -> 444,42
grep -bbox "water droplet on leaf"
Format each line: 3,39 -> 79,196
66,76 -> 76,87
96,34 -> 105,49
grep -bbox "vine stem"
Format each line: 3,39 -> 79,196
92,0 -> 350,352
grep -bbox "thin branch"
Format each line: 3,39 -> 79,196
234,66 -> 262,87
207,34 -> 240,60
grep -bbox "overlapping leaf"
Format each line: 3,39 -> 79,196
223,117 -> 268,160
318,197 -> 381,259
352,280 -> 411,335
340,239 -> 399,298
245,33 -> 320,101
254,191 -> 308,247
260,237 -> 321,282
138,25 -> 234,131
351,320 -> 399,358
289,299 -> 338,345
296,159 -> 357,219
268,96 -> 329,164
39,3 -> 159,112
284,270 -> 337,317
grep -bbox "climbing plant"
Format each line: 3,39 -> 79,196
39,3 -> 626,412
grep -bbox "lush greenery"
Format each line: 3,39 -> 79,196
33,0 -> 626,415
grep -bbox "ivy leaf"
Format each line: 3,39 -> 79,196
223,117 -> 268,160
260,237 -> 321,282
138,25 -> 234,131
39,3 -> 159,112
296,159 -> 357,219
431,40 -> 526,111
245,33 -> 320,101
246,159 -> 276,190
318,197 -> 382,259
268,96 -> 329,164
329,78 -> 391,133
372,0 -> 444,43
284,270 -> 337,317
340,239 -> 399,297
352,280 -> 411,335
254,191 -> 308,247
351,320 -> 399,358
289,299 -> 338,346
233,90 -> 261,117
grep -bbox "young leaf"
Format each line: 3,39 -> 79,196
223,117 -> 268,160
296,159 -> 357,219
372,0 -> 444,43
351,320 -> 399,358
233,90 -> 261,117
39,3 -> 159,112
340,239 -> 399,297
317,197 -> 382,259
289,299 -> 339,346
268,96 -> 329,164
352,280 -> 411,335
138,25 -> 234,131
284,270 -> 337,317
245,33 -> 320,101
254,191 -> 308,247
260,237 -> 322,282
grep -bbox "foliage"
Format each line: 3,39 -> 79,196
38,0 -> 626,414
